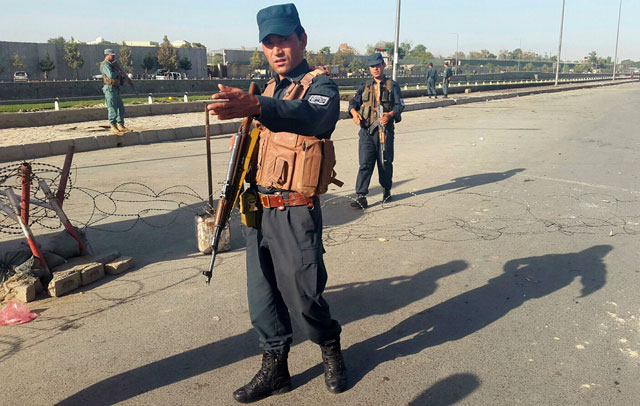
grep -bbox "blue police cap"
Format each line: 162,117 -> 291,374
257,3 -> 302,42
367,53 -> 385,66
104,49 -> 116,56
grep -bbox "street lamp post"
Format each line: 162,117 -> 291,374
554,0 -> 566,86
392,0 -> 401,81
451,33 -> 459,74
612,0 -> 622,81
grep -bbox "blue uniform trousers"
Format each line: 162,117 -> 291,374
245,196 -> 341,353
355,127 -> 394,195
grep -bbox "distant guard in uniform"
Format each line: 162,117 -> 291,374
426,62 -> 438,98
442,62 -> 453,98
100,49 -> 132,135
207,3 -> 347,403
348,53 -> 404,208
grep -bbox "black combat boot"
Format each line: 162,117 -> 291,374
233,350 -> 292,403
320,338 -> 348,393
383,189 -> 392,202
350,195 -> 368,208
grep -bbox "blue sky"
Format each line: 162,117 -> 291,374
1,0 -> 638,61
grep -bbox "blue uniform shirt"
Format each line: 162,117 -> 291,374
347,76 -> 404,126
257,59 -> 339,140
100,60 -> 119,92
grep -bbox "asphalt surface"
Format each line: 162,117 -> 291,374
0,82 -> 639,405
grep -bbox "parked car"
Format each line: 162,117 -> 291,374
155,71 -> 184,80
13,71 -> 28,82
92,74 -> 103,80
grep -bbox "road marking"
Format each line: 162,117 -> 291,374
525,175 -> 640,194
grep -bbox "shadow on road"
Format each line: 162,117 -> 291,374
57,260 -> 468,405
392,168 -> 525,202
337,245 -> 611,387
409,373 -> 481,406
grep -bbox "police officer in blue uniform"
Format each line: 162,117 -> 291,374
348,53 -> 404,208
207,3 -> 347,403
425,62 -> 438,98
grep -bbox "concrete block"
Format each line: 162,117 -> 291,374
49,139 -> 74,157
95,134 -> 119,149
14,283 -> 36,303
0,145 -> 26,163
23,141 -> 51,160
174,126 -> 193,140
139,130 -> 159,144
157,128 -> 177,142
118,131 -> 140,147
220,121 -> 240,134
105,257 -> 134,275
190,125 -> 205,138
48,270 -> 81,297
74,136 -> 99,153
78,263 -> 105,286
93,251 -> 121,264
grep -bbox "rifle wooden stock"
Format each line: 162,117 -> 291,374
113,61 -> 134,89
203,82 -> 261,285
377,105 -> 387,164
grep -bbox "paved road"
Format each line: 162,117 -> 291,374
1,83 -> 639,405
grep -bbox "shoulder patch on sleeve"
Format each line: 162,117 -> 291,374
308,95 -> 330,106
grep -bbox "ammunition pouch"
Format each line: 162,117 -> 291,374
240,188 -> 261,228
255,69 -> 343,197
359,78 -> 393,128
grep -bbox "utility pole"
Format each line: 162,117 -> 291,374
612,0 -> 622,81
554,0 -> 566,86
392,0 -> 401,80
451,33 -> 459,74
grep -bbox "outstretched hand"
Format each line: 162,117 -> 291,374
207,84 -> 261,120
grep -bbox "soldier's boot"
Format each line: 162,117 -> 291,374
110,124 -> 123,136
233,350 -> 292,403
383,188 -> 392,202
117,123 -> 133,133
350,195 -> 368,209
320,338 -> 348,393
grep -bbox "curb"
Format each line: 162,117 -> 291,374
0,79 -> 636,164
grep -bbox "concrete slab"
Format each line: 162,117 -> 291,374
139,130 -> 160,145
0,144 -> 26,163
73,136 -> 100,153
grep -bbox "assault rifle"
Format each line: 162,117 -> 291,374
113,60 -> 134,89
369,105 -> 387,164
203,82 -> 261,285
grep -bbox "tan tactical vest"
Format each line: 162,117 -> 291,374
359,78 -> 393,127
100,61 -> 120,87
255,69 -> 342,197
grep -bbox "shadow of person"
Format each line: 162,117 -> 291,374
409,373 -> 481,406
57,328 -> 258,406
292,260 -> 468,387
331,245 -> 611,387
57,261 -> 468,404
392,168 -> 525,202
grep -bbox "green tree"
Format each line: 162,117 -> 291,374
587,51 -> 598,68
12,52 -> 26,70
311,52 -> 327,67
178,55 -> 192,74
349,58 -> 364,74
319,46 -> 331,55
38,52 -> 55,80
212,53 -> 224,65
141,52 -> 158,74
157,35 -> 178,71
333,52 -> 346,68
119,42 -> 133,72
485,62 -> 494,72
64,38 -> 84,79
524,62 -> 535,72
248,50 -> 267,75
47,36 -> 67,44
